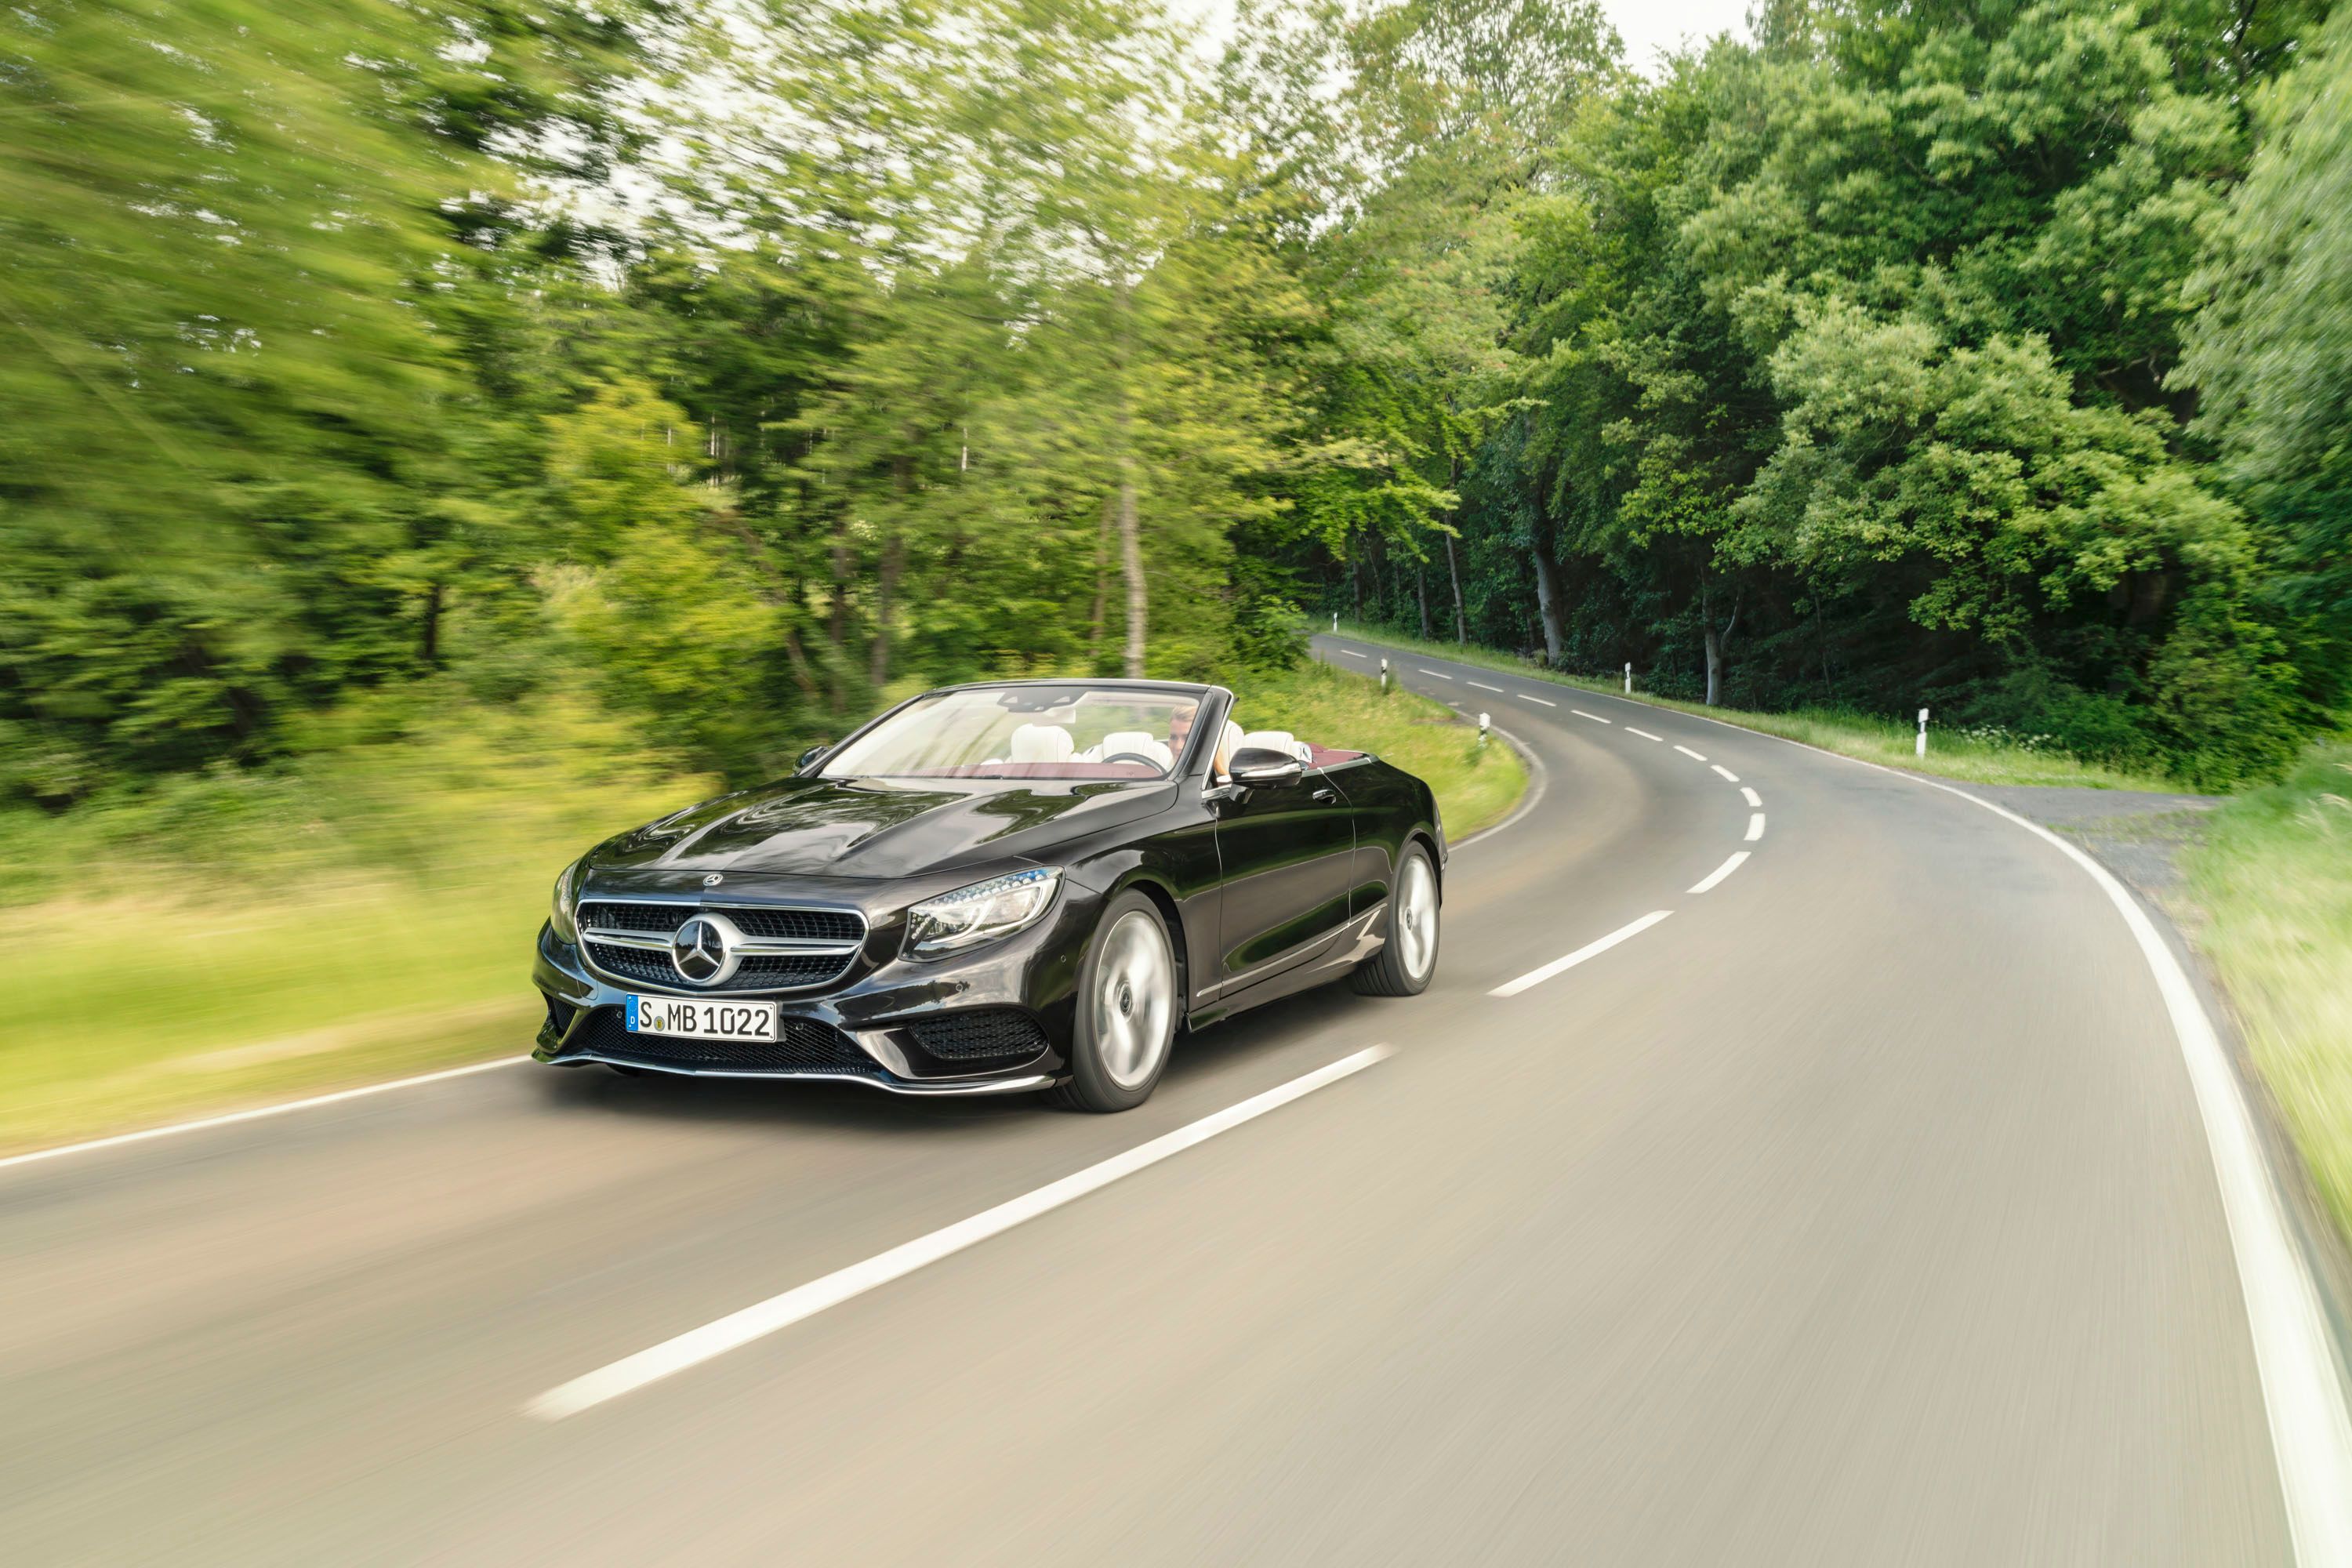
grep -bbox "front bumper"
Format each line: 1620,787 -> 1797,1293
529,880 -> 1091,1095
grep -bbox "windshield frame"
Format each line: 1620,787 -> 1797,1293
808,681 -> 1229,785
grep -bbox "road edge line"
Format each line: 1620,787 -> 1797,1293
1451,723 -> 1547,853
0,1056 -> 531,1174
1323,631 -> 2352,1559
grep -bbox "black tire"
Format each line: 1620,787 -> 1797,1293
1352,841 -> 1439,996
1047,891 -> 1180,1112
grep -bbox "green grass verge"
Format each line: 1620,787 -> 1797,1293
1232,658 -> 1526,839
1331,619 -> 2175,791
2183,735 -> 2352,1235
0,695 -> 713,1155
0,662 -> 1523,1156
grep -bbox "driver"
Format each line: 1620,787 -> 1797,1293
1167,702 -> 1199,761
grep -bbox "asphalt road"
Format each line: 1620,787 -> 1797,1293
0,634 -> 2328,1565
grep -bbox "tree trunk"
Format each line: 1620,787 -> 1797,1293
1087,492 -> 1114,673
1702,584 -> 1740,706
419,581 -> 441,666
1115,280 -> 1146,680
828,530 -> 851,649
1445,531 -> 1466,643
869,534 -> 902,689
1118,462 -> 1145,678
1351,537 -> 1364,619
1416,560 -> 1432,641
1530,545 -> 1567,667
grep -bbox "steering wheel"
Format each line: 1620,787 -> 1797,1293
1102,752 -> 1160,770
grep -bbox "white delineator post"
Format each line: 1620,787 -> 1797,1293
1624,661 -> 1632,694
1478,712 -> 1490,749
1917,706 -> 1930,758
1380,658 -> 1388,692
1332,612 -> 1338,633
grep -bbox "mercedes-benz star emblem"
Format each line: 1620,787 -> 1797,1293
703,873 -> 724,887
669,913 -> 742,985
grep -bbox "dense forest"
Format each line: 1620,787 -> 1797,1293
5,0 -> 2347,800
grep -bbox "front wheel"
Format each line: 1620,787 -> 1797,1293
1050,891 -> 1178,1112
1352,842 -> 1439,996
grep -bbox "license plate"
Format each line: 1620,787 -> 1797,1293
626,995 -> 778,1043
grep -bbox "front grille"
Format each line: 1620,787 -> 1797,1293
908,1009 -> 1050,1065
583,940 -> 851,993
561,1007 -> 882,1076
579,901 -> 864,944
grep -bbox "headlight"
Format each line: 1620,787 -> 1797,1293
903,867 -> 1062,958
550,857 -> 586,946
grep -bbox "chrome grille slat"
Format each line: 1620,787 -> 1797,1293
575,898 -> 868,994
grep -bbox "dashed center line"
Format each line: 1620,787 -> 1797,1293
1518,694 -> 1557,707
1490,911 -> 1673,998
1740,786 -> 1762,808
1746,812 -> 1766,841
526,1046 -> 1395,1420
1626,728 -> 1662,742
1468,680 -> 1503,692
1571,710 -> 1610,724
1418,668 -> 1454,680
1335,649 -> 1368,659
1673,745 -> 1707,761
1690,851 -> 1749,894
1711,764 -> 1740,783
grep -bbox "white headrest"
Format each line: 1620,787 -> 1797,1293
1238,729 -> 1312,764
1007,723 -> 1075,763
1094,731 -> 1173,770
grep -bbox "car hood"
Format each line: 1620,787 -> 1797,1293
588,775 -> 1177,881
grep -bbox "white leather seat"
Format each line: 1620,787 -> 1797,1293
1007,723 -> 1075,764
1092,731 -> 1173,770
1212,720 -> 1244,780
1237,729 -> 1312,764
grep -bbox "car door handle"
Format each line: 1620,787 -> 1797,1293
1311,787 -> 1338,804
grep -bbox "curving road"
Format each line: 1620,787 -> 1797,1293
2,633 -> 2340,1565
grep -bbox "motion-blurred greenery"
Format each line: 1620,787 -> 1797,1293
4,0 -> 2350,1181
2186,736 -> 2352,1238
0,666 -> 1512,1152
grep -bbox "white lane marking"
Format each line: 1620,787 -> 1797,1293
1489,912 -> 1673,999
1674,745 -> 1708,761
1745,812 -> 1766,841
1335,648 -> 1368,660
0,1057 -> 529,1174
1418,668 -> 1454,681
1468,680 -> 1504,692
1626,728 -> 1662,742
1518,693 -> 1558,707
1741,786 -> 1762,808
526,1046 -> 1396,1421
1570,710 -> 1610,724
1689,851 -> 1749,894
1711,764 -> 1740,783
1342,634 -> 2352,1558
1442,637 -> 2352,1555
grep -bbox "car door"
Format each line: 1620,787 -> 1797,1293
1206,765 -> 1355,999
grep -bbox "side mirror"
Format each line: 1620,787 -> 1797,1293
1227,746 -> 1305,788
796,743 -> 830,772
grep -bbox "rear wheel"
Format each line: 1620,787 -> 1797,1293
1352,842 -> 1439,996
1050,892 -> 1178,1112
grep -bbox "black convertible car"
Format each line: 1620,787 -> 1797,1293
532,678 -> 1443,1111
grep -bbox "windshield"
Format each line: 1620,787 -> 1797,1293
818,688 -> 1204,781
